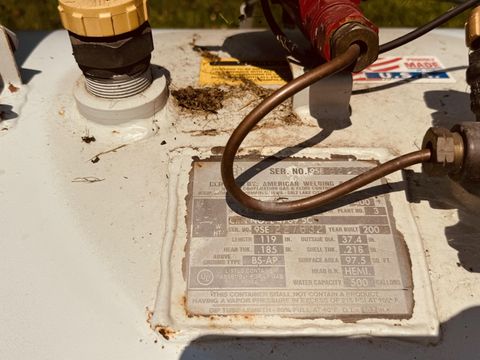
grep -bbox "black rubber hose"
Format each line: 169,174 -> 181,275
380,0 -> 480,53
260,0 -> 306,61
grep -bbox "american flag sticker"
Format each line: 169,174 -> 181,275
353,56 -> 455,83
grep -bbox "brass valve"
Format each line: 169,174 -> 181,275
466,5 -> 480,50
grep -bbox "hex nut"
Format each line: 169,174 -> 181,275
422,127 -> 464,176
70,23 -> 154,74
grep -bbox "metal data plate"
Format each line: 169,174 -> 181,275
185,158 -> 414,320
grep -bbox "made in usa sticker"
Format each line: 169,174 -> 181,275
353,56 -> 455,83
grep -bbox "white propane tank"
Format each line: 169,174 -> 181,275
1,26 -> 480,359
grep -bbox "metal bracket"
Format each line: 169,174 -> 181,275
0,25 -> 22,91
290,61 -> 352,125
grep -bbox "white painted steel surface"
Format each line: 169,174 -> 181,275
1,28 -> 479,359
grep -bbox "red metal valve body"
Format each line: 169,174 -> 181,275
298,0 -> 377,62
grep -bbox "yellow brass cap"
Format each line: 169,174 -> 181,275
58,0 -> 149,37
466,6 -> 480,49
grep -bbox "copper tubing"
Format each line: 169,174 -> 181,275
223,149 -> 430,215
221,43 -> 432,215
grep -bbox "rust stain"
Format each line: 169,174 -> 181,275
208,318 -> 221,329
146,307 -> 154,325
155,326 -> 177,341
182,302 -> 194,319
146,307 -> 177,341
183,307 -> 258,323
183,298 -> 195,318
8,83 -> 19,93
225,314 -> 256,322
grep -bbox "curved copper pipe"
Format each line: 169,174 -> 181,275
221,44 -> 432,215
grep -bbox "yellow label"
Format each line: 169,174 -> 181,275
199,57 -> 291,86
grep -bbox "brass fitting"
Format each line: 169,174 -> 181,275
466,6 -> 480,50
422,127 -> 465,177
331,22 -> 379,72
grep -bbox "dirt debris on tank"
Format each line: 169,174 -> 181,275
169,35 -> 305,135
171,77 -> 303,132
